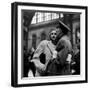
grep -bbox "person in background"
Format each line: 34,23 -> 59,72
31,29 -> 57,76
28,47 -> 35,77
28,47 -> 35,60
23,46 -> 29,77
71,42 -> 80,75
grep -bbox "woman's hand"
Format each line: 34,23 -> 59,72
38,63 -> 46,72
31,59 -> 46,72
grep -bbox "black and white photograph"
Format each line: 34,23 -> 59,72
11,2 -> 88,87
23,11 -> 80,77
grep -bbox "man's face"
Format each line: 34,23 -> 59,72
50,30 -> 57,41
56,28 -> 62,34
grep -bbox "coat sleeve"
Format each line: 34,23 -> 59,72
33,41 -> 45,59
56,40 -> 65,52
31,41 -> 46,70
56,39 -> 69,66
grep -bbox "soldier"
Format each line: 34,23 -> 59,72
55,20 -> 72,75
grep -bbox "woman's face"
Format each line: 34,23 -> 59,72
50,30 -> 57,41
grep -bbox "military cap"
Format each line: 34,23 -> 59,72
56,20 -> 71,34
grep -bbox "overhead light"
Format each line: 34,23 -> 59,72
60,13 -> 64,18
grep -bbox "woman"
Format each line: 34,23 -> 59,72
31,30 -> 57,76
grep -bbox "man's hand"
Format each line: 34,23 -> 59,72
66,54 -> 72,63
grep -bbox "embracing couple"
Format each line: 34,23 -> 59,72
31,20 -> 72,77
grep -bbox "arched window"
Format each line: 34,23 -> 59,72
32,34 -> 37,49
41,32 -> 46,41
31,12 -> 59,24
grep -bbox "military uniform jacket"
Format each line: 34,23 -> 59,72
56,35 -> 72,75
